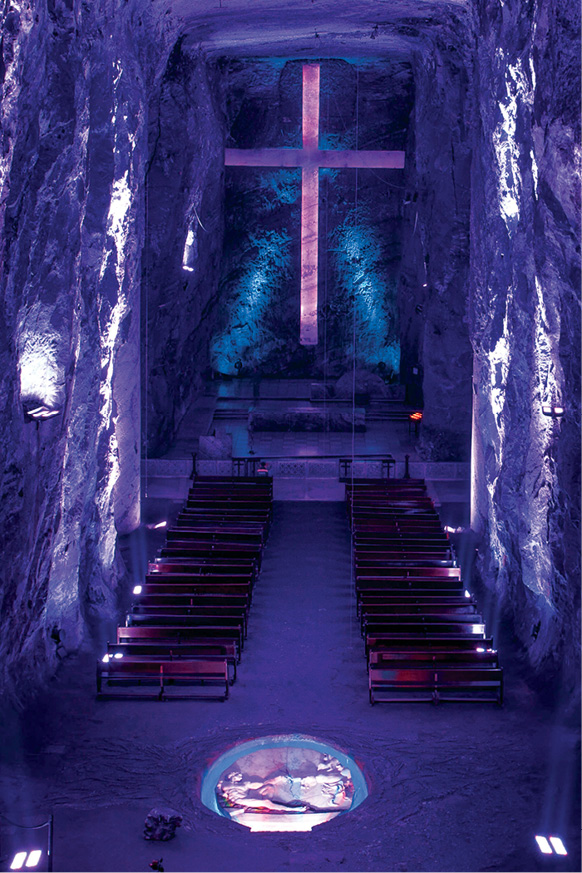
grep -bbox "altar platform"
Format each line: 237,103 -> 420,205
144,378 -> 469,519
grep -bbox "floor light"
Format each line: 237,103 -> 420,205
535,835 -> 553,854
548,836 -> 567,855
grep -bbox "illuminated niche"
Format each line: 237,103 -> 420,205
201,735 -> 368,832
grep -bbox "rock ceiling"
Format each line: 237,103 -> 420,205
167,0 -> 470,59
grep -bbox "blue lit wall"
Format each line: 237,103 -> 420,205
212,58 -> 412,378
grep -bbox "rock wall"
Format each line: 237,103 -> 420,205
143,41 -> 224,457
398,10 -> 475,460
212,58 -> 412,381
470,0 -> 581,688
0,0 -> 176,706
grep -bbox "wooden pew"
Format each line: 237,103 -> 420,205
364,623 -> 486,656
165,528 -> 265,546
360,602 -> 477,620
117,626 -> 242,661
361,607 -> 479,636
175,518 -> 268,532
150,559 -> 257,576
160,544 -> 263,566
363,612 -> 483,631
130,605 -> 248,636
367,634 -> 494,654
356,577 -> 464,591
355,566 -> 461,577
97,658 -> 230,700
357,591 -> 474,616
134,592 -> 250,611
108,639 -> 238,682
145,572 -> 253,590
369,648 -> 499,670
186,498 -> 272,511
125,615 -> 245,651
132,600 -> 248,629
139,582 -> 251,601
368,665 -> 503,704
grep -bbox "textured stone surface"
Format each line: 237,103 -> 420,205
211,57 -> 411,382
143,41 -> 224,456
0,0 -> 177,706
248,407 -> 365,432
0,0 -> 578,707
470,0 -> 581,690
144,806 -> 183,841
398,12 -> 474,461
198,434 -> 233,459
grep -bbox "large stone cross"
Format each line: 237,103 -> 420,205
225,64 -> 405,346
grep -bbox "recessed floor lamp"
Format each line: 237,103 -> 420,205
1,812 -> 53,872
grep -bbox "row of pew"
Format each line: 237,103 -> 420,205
97,476 -> 273,700
347,478 -> 503,705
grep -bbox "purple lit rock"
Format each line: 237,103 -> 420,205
144,807 -> 183,841
470,0 -> 580,687
199,434 -> 233,459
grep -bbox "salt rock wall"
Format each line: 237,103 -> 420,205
143,41 -> 224,457
470,0 -> 581,687
213,58 -> 412,381
398,11 -> 474,460
0,0 -> 176,706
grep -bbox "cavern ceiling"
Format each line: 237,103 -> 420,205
167,0 -> 469,58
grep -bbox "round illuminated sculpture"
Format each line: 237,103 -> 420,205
201,735 -> 368,832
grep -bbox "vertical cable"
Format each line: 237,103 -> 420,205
349,68 -> 360,646
144,167 -> 149,500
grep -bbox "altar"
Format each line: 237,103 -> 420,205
248,406 -> 366,433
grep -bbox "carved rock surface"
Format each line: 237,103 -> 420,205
0,0 -> 178,706
469,0 -> 581,690
398,12 -> 474,461
143,807 -> 183,841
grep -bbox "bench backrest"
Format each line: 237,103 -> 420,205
369,666 -> 503,685
369,649 -> 498,667
99,658 -> 228,678
109,641 -> 237,659
117,626 -> 239,644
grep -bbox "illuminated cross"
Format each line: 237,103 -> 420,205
225,64 -> 406,346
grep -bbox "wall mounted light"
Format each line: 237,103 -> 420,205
541,404 -> 565,417
25,406 -> 60,422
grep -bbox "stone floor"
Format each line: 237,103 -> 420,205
0,503 -> 579,873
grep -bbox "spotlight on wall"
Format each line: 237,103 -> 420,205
145,520 -> 167,530
25,406 -> 60,422
541,404 -> 565,417
133,585 -> 143,595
